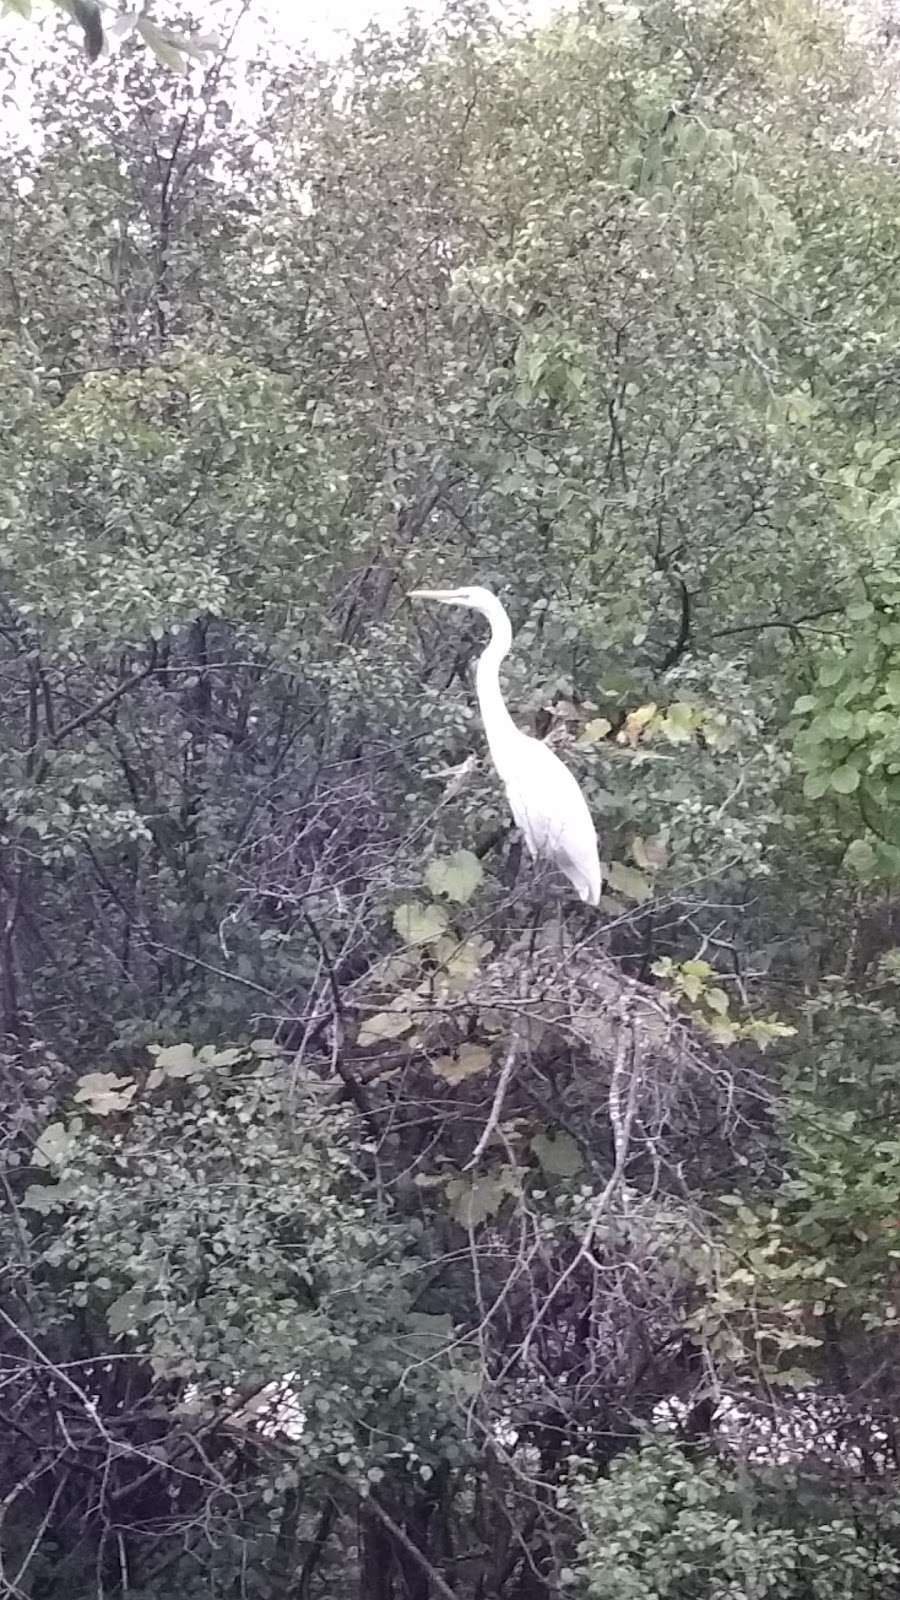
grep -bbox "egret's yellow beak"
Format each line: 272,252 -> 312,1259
408,588 -> 462,603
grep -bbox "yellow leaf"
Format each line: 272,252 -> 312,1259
577,716 -> 612,745
618,703 -> 658,747
660,701 -> 697,744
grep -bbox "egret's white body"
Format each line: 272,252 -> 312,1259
409,585 -> 603,906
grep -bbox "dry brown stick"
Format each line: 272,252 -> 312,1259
364,1496 -> 462,1600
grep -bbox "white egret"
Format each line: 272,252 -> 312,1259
409,585 -> 603,906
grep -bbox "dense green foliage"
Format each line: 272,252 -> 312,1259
3,0 -> 900,1594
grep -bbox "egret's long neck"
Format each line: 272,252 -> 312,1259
474,601 -> 520,771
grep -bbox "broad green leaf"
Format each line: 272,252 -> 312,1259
682,960 -> 714,979
818,655 -> 846,688
844,838 -> 877,879
22,1177 -> 78,1212
705,1017 -> 740,1046
358,1010 -> 414,1047
393,900 -> 449,945
34,1121 -> 75,1168
431,1043 -> 492,1082
74,1072 -> 137,1114
743,1017 -> 797,1049
151,1043 -> 205,1078
448,1362 -> 483,1399
531,1130 -> 584,1177
607,861 -> 653,902
705,987 -> 730,1017
425,849 -> 483,904
404,1311 -> 454,1354
680,973 -> 705,1002
106,1286 -> 148,1338
197,1045 -> 243,1067
802,771 -> 831,800
136,16 -> 188,73
830,765 -> 860,795
445,1168 -> 517,1228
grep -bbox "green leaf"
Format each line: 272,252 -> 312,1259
425,849 -> 484,904
431,1043 -> 492,1082
404,1311 -> 454,1354
136,16 -> 188,73
74,1072 -> 137,1114
150,1043 -> 206,1079
198,1045 -> 243,1067
843,838 -> 877,879
607,861 -> 653,902
393,900 -> 449,945
705,986 -> 730,1017
22,1178 -> 78,1213
106,1286 -> 148,1338
802,771 -> 831,800
358,1010 -> 414,1047
818,655 -> 846,688
830,765 -> 860,795
531,1130 -> 584,1177
445,1168 -> 517,1228
34,1121 -> 75,1168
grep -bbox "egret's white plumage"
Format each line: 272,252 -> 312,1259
409,585 -> 603,906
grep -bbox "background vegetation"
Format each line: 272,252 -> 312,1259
3,0 -> 900,1594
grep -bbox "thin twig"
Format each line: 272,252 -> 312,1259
364,1496 -> 462,1600
466,1029 -> 520,1169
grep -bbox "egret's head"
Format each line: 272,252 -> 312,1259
408,584 -> 499,615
